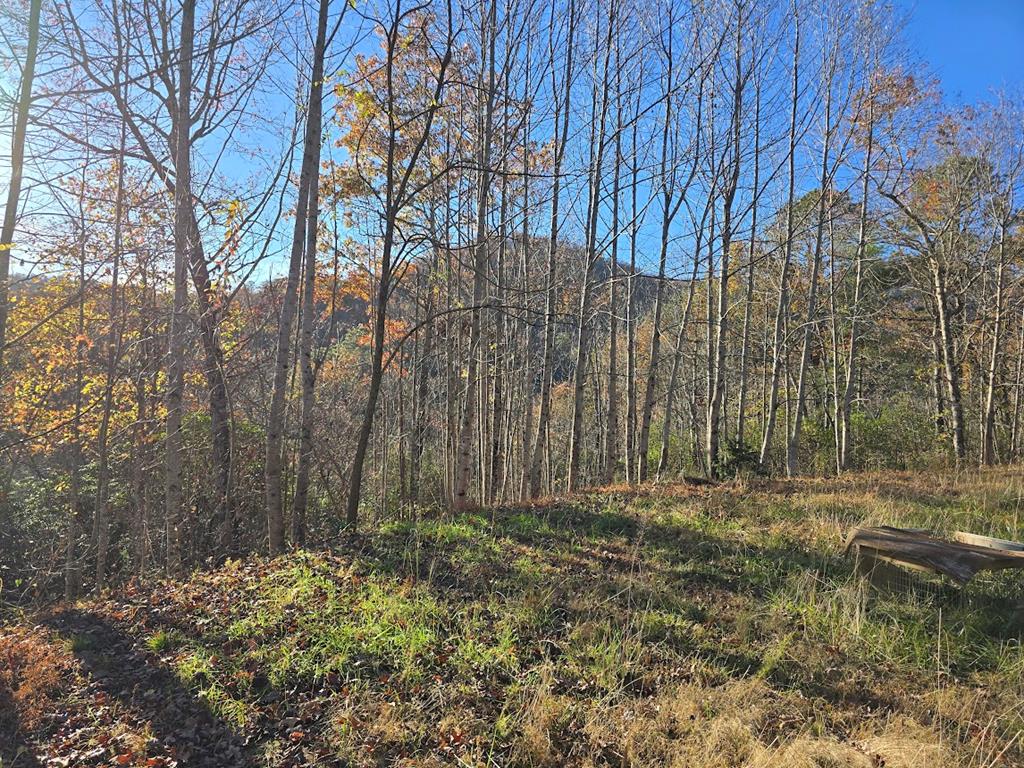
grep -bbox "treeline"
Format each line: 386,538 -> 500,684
0,0 -> 1022,597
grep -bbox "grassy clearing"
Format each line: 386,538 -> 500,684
2,469 -> 1024,766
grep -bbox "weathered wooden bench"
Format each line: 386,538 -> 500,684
845,525 -> 1024,586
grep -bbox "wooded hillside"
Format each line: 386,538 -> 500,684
1,0 -> 1022,597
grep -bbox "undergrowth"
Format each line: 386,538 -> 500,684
2,469 -> 1023,766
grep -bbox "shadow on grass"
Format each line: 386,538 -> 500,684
43,608 -> 257,768
30,486 -> 1018,764
354,495 -> 838,602
0,684 -> 44,768
340,490 -> 1022,699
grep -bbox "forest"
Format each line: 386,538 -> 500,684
2,0 -> 1024,765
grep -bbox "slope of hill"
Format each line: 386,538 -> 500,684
3,471 -> 1023,767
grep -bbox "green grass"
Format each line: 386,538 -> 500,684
145,628 -> 175,652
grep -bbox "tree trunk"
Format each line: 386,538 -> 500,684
736,80 -> 761,451
567,0 -> 614,492
658,224 -> 704,477
932,262 -> 966,460
266,0 -> 330,552
0,0 -> 42,381
347,225 -> 394,525
839,98 -> 873,471
66,198 -> 88,600
94,119 -> 128,590
516,49 -> 534,501
602,49 -> 623,485
982,224 -> 1006,466
165,0 -> 196,578
454,0 -> 497,510
787,55 -> 834,477
707,17 -> 745,477
292,178 -> 322,546
758,10 -> 800,471
528,0 -> 575,498
638,32 -> 680,483
1011,305 -> 1024,457
624,75 -> 642,484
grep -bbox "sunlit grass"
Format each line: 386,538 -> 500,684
20,468 -> 1024,766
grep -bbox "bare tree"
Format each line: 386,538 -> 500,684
759,0 -> 801,470
707,0 -> 749,477
527,0 -> 575,499
787,3 -> 846,477
0,0 -> 42,383
266,0 -> 333,553
567,0 -> 616,492
344,0 -> 455,525
165,0 -> 197,576
454,0 -> 499,510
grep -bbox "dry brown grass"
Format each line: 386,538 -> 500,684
0,625 -> 77,733
509,663 -> 567,767
761,737 -> 874,768
522,667 -> 1013,767
859,725 -> 956,768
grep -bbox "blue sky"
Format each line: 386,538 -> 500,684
4,0 -> 1023,284
896,0 -> 1024,102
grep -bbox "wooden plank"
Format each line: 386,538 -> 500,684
951,531 -> 1024,552
845,526 -> 1024,584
